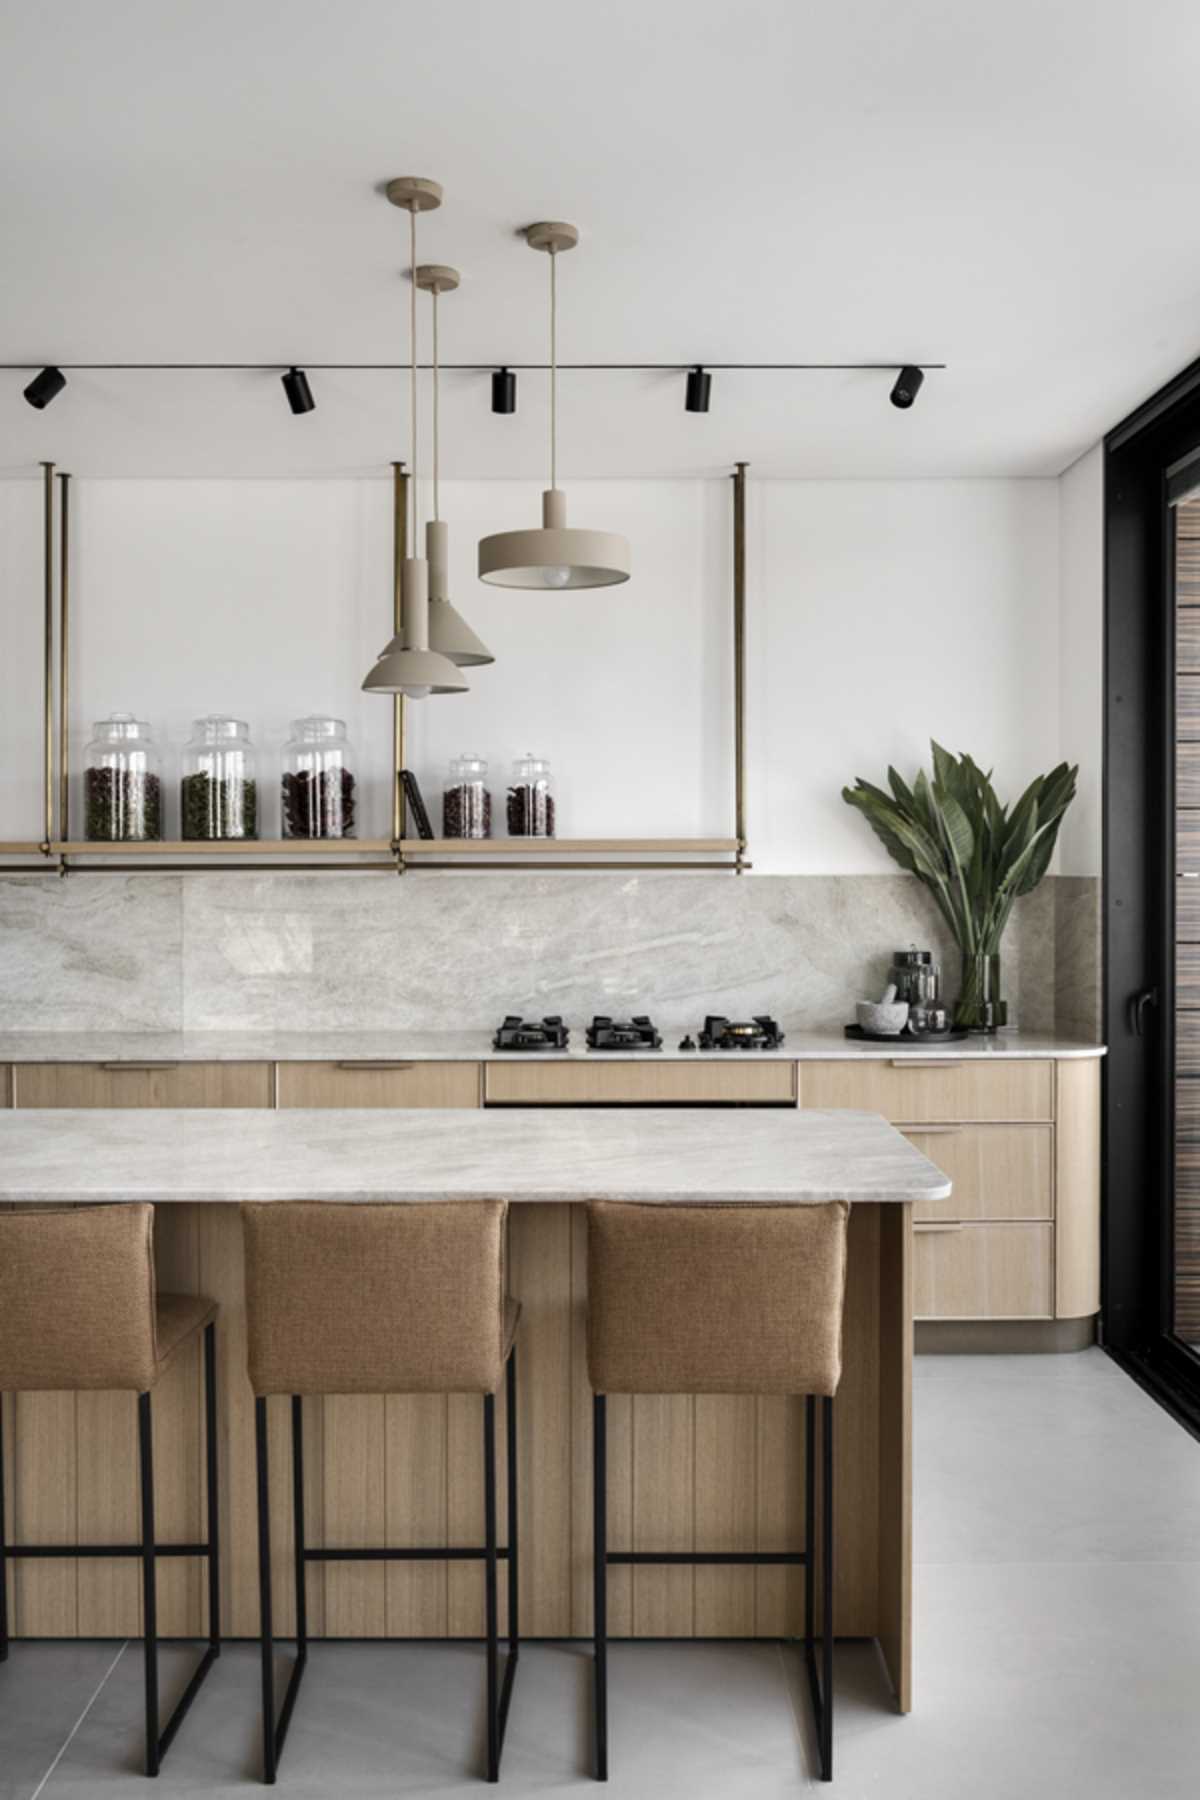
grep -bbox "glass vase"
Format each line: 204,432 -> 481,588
955,949 -> 999,1033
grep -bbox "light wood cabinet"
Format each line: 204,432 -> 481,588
0,1064 -> 10,1106
913,1222 -> 1054,1319
800,1058 -> 1052,1122
13,1061 -> 272,1109
903,1124 -> 1053,1223
484,1060 -> 796,1106
803,1057 -> 1100,1324
277,1060 -> 481,1109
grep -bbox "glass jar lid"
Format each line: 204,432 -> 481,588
289,715 -> 347,741
90,712 -> 154,742
189,714 -> 251,742
513,751 -> 551,781
450,752 -> 488,779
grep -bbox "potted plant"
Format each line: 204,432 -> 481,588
842,743 -> 1077,1031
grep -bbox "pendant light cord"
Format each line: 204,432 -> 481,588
432,286 -> 440,522
549,246 -> 557,491
409,204 -> 418,546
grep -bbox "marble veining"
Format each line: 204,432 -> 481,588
0,870 -> 1096,1039
0,1106 -> 953,1204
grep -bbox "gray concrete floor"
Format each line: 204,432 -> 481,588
3,1348 -> 1199,1797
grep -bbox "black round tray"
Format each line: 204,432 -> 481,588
843,1023 -> 969,1046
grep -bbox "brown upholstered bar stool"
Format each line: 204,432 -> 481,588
0,1203 -> 220,1778
587,1200 -> 848,1785
241,1200 -> 521,1785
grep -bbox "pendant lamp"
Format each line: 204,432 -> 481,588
363,177 -> 468,698
415,263 -> 494,666
478,222 -> 630,590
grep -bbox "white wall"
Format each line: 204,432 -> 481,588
1057,444 -> 1104,875
0,473 -> 1095,873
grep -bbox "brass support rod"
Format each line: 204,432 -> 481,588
732,461 -> 748,874
390,460 -> 409,853
58,472 -> 71,845
40,462 -> 55,854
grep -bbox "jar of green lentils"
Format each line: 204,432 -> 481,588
180,715 -> 258,840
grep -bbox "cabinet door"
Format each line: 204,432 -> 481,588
484,1061 -> 796,1106
900,1124 -> 1053,1223
277,1061 -> 481,1108
800,1059 -> 1052,1122
913,1222 -> 1054,1319
14,1062 -> 272,1108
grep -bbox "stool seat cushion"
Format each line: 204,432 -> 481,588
587,1201 -> 849,1397
242,1200 -> 517,1396
0,1204 -> 217,1392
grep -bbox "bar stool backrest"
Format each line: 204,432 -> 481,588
0,1202 -> 159,1391
587,1201 -> 849,1396
241,1200 -> 509,1396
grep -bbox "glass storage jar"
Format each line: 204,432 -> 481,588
181,716 -> 258,840
281,716 -> 357,839
84,714 -> 163,842
443,754 -> 492,839
889,949 -> 939,1008
507,753 -> 555,838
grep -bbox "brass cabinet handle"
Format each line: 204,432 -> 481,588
99,1061 -> 180,1072
914,1221 -> 964,1233
334,1060 -> 416,1072
900,1124 -> 964,1136
891,1059 -> 962,1070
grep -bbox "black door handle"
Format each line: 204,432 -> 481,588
1128,987 -> 1160,1036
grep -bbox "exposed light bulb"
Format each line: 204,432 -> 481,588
401,683 -> 433,700
541,566 -> 572,589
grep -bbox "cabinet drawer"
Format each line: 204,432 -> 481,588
0,1064 -> 10,1107
484,1060 -> 796,1106
800,1059 -> 1052,1122
902,1124 -> 1053,1223
14,1061 -> 271,1108
277,1061 -> 481,1108
913,1222 -> 1054,1319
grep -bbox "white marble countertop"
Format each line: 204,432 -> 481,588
0,1029 -> 1105,1063
0,1106 -> 951,1205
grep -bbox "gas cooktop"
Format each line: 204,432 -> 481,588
586,1015 -> 663,1051
492,1015 -> 570,1052
679,1014 -> 786,1052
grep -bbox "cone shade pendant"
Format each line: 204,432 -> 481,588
362,557 -> 468,696
478,221 -> 630,590
425,520 -> 494,666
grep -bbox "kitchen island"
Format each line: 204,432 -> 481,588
0,1105 -> 945,1713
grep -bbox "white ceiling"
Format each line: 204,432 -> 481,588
2,0 -> 1199,480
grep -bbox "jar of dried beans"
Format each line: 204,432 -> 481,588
443,753 -> 492,839
281,717 -> 357,840
84,714 -> 163,842
181,716 -> 258,840
507,752 -> 555,838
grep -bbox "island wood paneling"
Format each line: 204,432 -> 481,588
6,1199 -> 910,1690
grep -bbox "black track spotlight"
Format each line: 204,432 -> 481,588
23,366 -> 66,410
492,367 -> 516,414
281,366 -> 315,415
685,365 -> 712,413
889,366 -> 925,410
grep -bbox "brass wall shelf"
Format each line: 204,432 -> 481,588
1,463 -> 750,877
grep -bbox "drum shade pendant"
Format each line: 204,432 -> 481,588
416,264 -> 494,667
478,222 -> 630,590
363,177 -> 468,699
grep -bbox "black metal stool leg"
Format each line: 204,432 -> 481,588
138,1390 -> 160,1779
204,1322 -> 221,1654
804,1396 -> 815,1657
484,1393 -> 499,1783
255,1396 -> 277,1785
0,1391 -> 9,1665
821,1397 -> 834,1783
292,1396 -> 308,1661
593,1391 -> 608,1782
